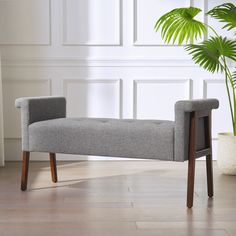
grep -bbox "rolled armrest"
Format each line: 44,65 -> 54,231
15,96 -> 66,151
174,99 -> 219,162
175,99 -> 219,113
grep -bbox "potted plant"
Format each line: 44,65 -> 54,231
155,3 -> 236,174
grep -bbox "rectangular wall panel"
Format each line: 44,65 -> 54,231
133,0 -> 191,45
63,79 -> 122,118
2,79 -> 51,138
0,0 -> 51,45
134,79 -> 192,120
62,0 -> 121,45
203,79 -> 232,138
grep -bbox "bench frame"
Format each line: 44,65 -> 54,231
20,110 -> 213,208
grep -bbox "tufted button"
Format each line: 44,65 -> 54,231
153,122 -> 161,125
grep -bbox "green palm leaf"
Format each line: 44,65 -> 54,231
232,71 -> 236,89
186,36 -> 236,73
154,7 -> 206,45
207,3 -> 236,31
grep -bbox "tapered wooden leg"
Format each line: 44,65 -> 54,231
187,152 -> 196,208
49,153 -> 58,183
206,154 -> 213,197
21,151 -> 30,191
187,112 -> 198,208
204,115 -> 214,198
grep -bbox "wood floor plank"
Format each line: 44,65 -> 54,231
0,161 -> 235,236
0,223 -> 229,236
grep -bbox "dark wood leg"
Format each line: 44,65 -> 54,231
21,151 -> 30,191
206,154 -> 213,197
49,153 -> 58,183
204,115 -> 213,198
187,155 -> 195,208
187,112 -> 198,208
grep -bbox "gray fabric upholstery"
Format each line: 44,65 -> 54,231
174,99 -> 219,161
15,96 -> 66,150
15,96 -> 219,162
29,118 -> 175,161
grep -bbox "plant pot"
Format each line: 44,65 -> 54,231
217,133 -> 236,175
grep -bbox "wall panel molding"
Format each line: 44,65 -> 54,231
203,79 -> 224,99
0,0 -> 51,45
62,0 -> 122,46
1,57 -> 198,67
63,79 -> 122,118
133,79 -> 192,119
133,0 -> 191,46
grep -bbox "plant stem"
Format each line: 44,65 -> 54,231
226,68 -> 236,135
223,57 -> 236,135
206,25 -> 221,38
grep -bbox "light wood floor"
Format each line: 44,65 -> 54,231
0,160 -> 236,236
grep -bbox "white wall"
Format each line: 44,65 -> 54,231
0,0 -> 234,161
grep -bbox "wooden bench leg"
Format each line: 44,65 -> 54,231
204,115 -> 214,198
206,154 -> 213,197
49,153 -> 58,183
21,151 -> 30,191
187,152 -> 195,208
187,112 -> 197,208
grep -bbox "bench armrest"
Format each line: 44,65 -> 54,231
15,96 -> 66,151
174,99 -> 219,162
175,99 -> 219,113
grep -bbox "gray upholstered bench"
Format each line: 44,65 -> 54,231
15,96 -> 219,208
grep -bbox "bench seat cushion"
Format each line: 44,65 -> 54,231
29,118 -> 175,160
